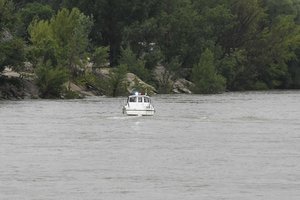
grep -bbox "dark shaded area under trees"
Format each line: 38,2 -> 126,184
1,0 -> 300,98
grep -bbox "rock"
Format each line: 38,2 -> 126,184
1,30 -> 13,42
172,78 -> 193,94
22,79 -> 39,99
92,68 -> 157,95
153,65 -> 193,94
93,67 -> 111,79
0,76 -> 38,100
153,65 -> 173,84
64,81 -> 98,97
124,73 -> 156,95
2,67 -> 20,78
24,62 -> 34,73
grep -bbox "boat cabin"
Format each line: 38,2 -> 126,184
122,92 -> 155,116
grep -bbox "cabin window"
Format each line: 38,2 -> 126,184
144,97 -> 150,102
129,97 -> 136,102
138,97 -> 143,102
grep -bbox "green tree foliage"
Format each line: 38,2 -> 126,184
250,15 -> 300,88
17,2 -> 54,40
92,46 -> 110,68
192,49 -> 226,94
12,0 -> 62,10
119,47 -> 149,81
219,0 -> 266,56
218,50 -> 248,90
29,8 -> 93,75
28,8 -> 92,98
0,0 -> 16,29
156,57 -> 181,94
106,64 -> 128,97
0,38 -> 25,72
35,62 -> 68,98
3,0 -> 300,95
60,0 -> 300,91
155,0 -> 203,67
78,65 -> 128,97
0,0 -> 25,72
262,0 -> 300,88
50,8 -> 93,75
28,20 -> 57,66
123,21 -> 164,71
63,0 -> 162,66
215,0 -> 300,90
262,0 -> 296,19
288,57 -> 300,88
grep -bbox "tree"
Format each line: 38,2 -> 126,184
92,46 -> 109,68
119,46 -> 149,81
262,0 -> 296,20
0,37 -> 25,72
12,0 -> 62,10
218,50 -> 249,90
3,0 -> 300,95
155,57 -> 181,94
35,61 -> 68,98
192,49 -> 226,94
288,55 -> 300,88
156,0 -> 203,68
63,0 -> 163,66
242,15 -> 300,89
28,8 -> 93,98
50,8 -> 93,75
219,0 -> 266,56
17,2 -> 54,40
29,8 -> 93,75
106,64 -> 128,97
0,0 -> 25,73
28,19 -> 57,66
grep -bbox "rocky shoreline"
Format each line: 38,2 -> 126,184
0,66 -> 193,100
0,77 -> 37,100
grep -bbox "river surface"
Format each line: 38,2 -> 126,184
0,91 -> 300,200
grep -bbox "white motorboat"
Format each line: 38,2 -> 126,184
122,92 -> 155,116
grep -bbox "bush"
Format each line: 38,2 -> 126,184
35,62 -> 68,98
77,65 -> 128,97
107,64 -> 128,97
192,49 -> 226,94
119,47 -> 149,81
252,81 -> 269,90
63,89 -> 81,99
76,72 -> 106,95
92,46 -> 109,68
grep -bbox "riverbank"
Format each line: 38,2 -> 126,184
0,67 -> 101,100
0,76 -> 99,100
0,76 -> 36,100
0,66 -> 193,100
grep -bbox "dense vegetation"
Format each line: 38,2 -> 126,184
1,0 -> 300,98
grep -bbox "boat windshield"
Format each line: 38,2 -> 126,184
129,96 -> 136,102
128,95 -> 151,103
144,97 -> 150,103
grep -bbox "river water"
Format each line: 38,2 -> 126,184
0,91 -> 300,200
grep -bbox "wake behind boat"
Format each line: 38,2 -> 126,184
122,92 -> 155,116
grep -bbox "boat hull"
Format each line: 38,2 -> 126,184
123,108 -> 155,116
